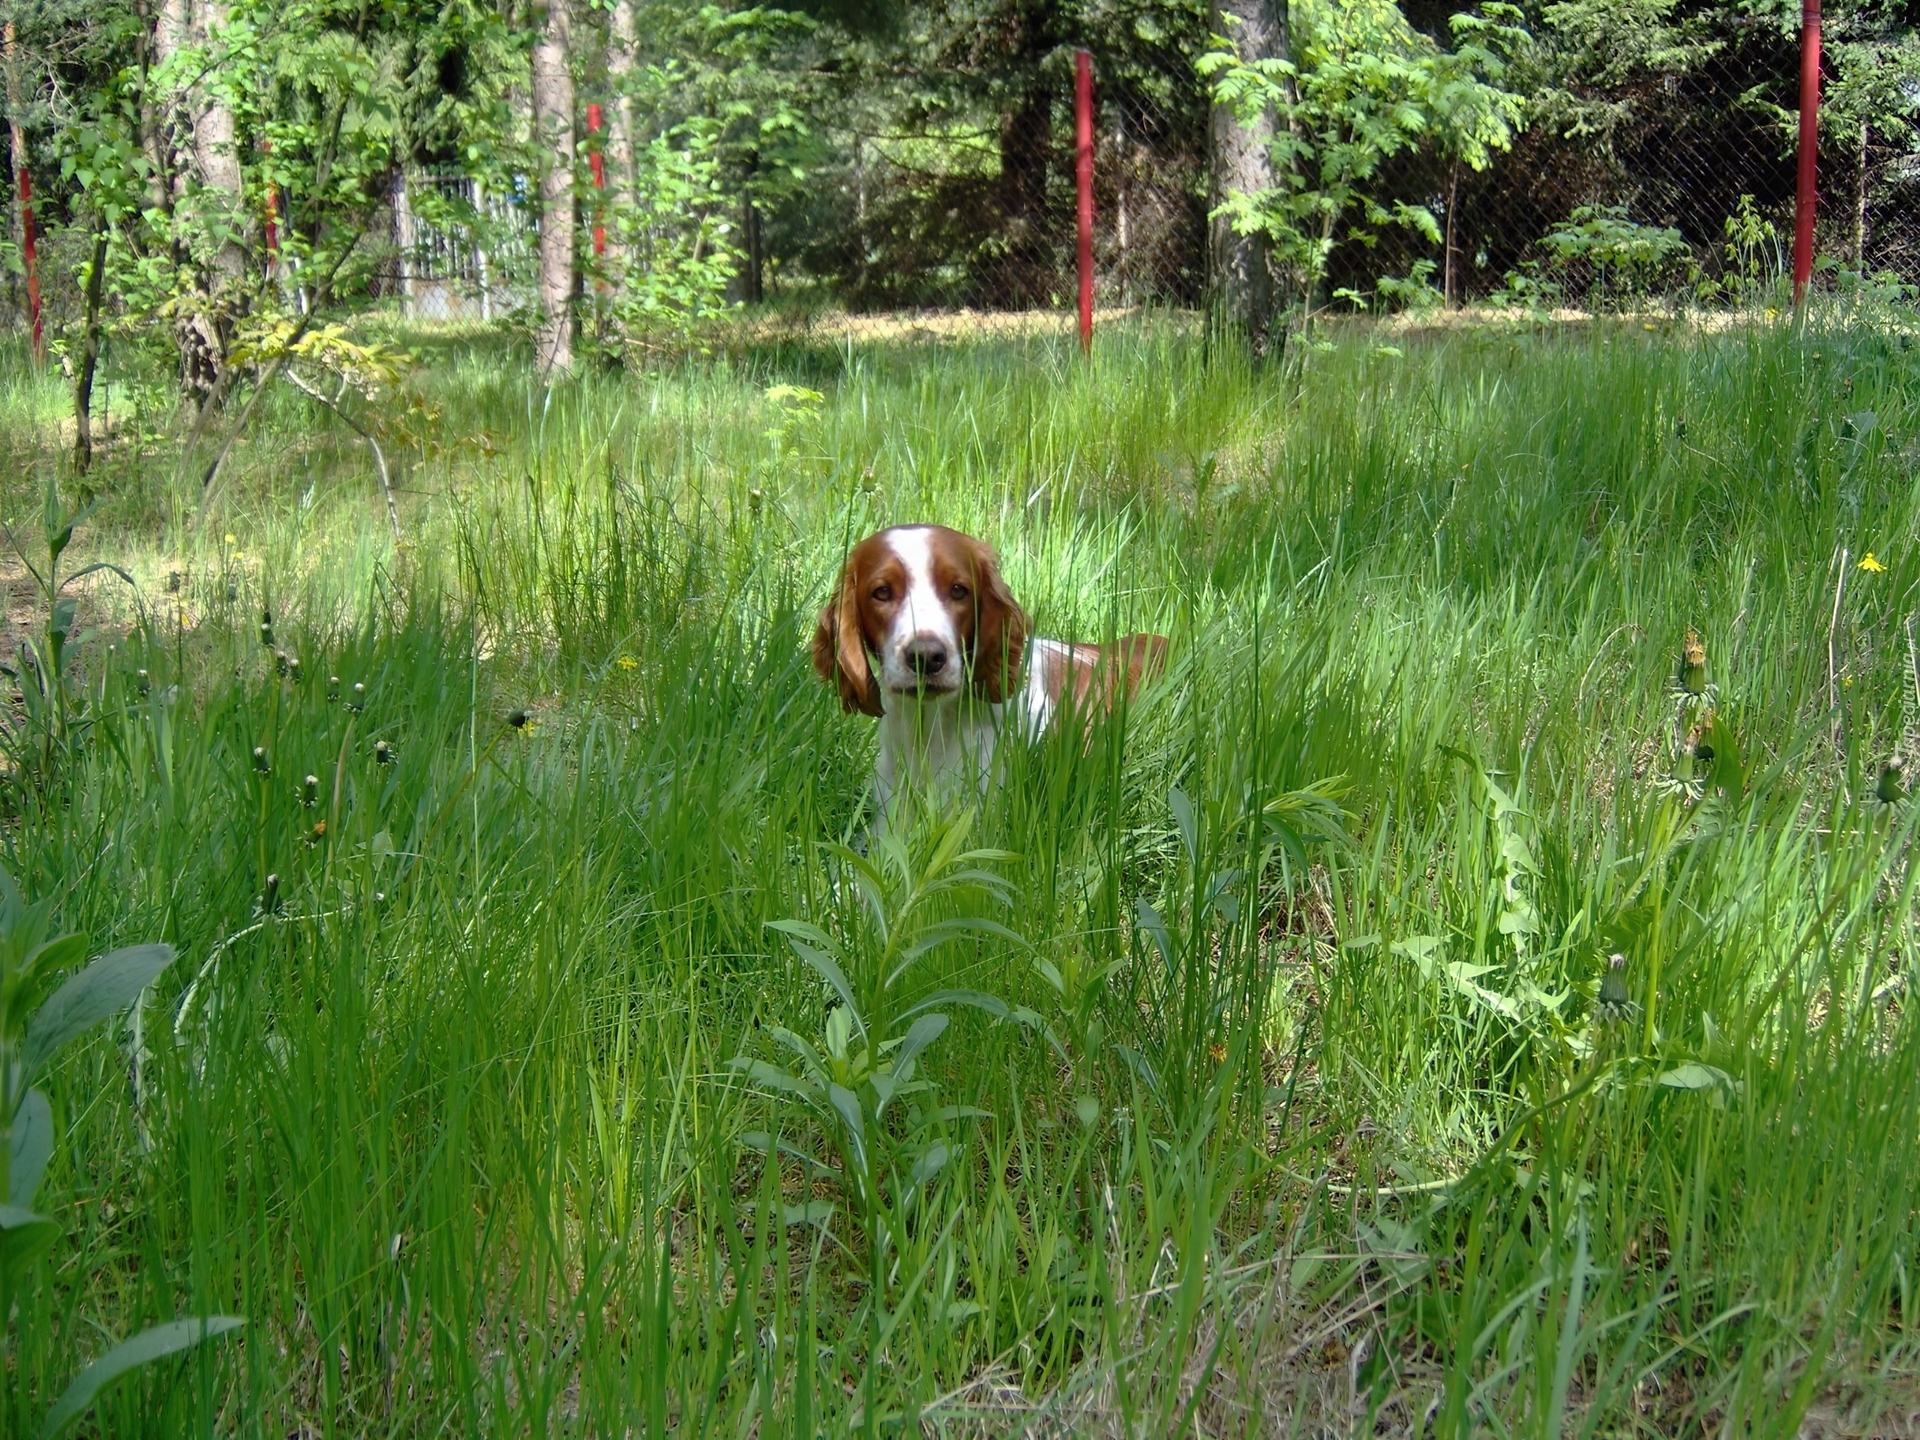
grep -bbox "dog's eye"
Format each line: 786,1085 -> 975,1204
950,583 -> 970,601
871,585 -> 893,603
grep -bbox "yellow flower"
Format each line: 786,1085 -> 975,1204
617,655 -> 638,670
224,533 -> 237,545
1859,552 -> 1887,573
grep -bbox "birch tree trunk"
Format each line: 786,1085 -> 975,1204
532,0 -> 575,376
189,0 -> 245,282
1209,0 -> 1285,353
157,0 -> 248,414
154,0 -> 189,206
605,0 -> 637,280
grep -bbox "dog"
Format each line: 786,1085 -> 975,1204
812,524 -> 1168,816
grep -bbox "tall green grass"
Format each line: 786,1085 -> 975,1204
6,313 -> 1920,1435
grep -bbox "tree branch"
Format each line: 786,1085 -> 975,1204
281,366 -> 401,541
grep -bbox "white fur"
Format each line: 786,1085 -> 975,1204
874,689 -> 1004,821
874,527 -> 963,699
1021,637 -> 1077,742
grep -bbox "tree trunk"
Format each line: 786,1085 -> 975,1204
3,23 -> 41,362
532,0 -> 575,376
994,90 -> 1056,309
1443,160 -> 1459,308
159,0 -> 247,416
605,0 -> 637,280
189,0 -> 245,278
73,227 -> 109,474
1209,0 -> 1285,352
741,182 -> 762,304
130,0 -> 170,212
1855,119 -> 1870,267
391,166 -> 415,314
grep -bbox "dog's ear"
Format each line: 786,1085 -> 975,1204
967,538 -> 1029,705
813,560 -> 884,717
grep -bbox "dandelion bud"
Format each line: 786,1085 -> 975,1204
860,467 -> 877,492
263,873 -> 280,910
374,740 -> 393,765
302,775 -> 319,806
1596,952 -> 1631,1017
1680,630 -> 1708,696
1878,758 -> 1906,806
347,683 -> 365,713
327,675 -> 341,701
253,746 -> 271,774
507,709 -> 529,729
748,488 -> 763,513
226,583 -> 238,602
136,669 -> 150,696
274,651 -> 291,677
260,620 -> 275,648
166,571 -> 182,593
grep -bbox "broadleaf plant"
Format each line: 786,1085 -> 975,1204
735,807 -> 1041,1437
0,868 -> 243,1438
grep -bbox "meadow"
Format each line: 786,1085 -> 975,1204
4,311 -> 1920,1436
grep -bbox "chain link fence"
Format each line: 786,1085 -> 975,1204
1352,29 -> 1920,313
9,32 -> 1917,351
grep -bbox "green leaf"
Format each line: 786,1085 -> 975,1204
738,1132 -> 838,1177
901,988 -> 1010,1022
889,1013 -> 948,1082
38,1317 -> 245,1440
24,945 -> 176,1078
728,1057 -> 821,1103
827,1083 -> 866,1171
0,1202 -> 54,1230
0,1203 -> 59,1289
1136,899 -> 1175,976
9,1087 -> 53,1208
1391,934 -> 1444,979
908,1142 -> 949,1189
1655,1062 -> 1733,1091
1168,787 -> 1198,861
19,934 -> 87,989
891,915 -> 1027,980
768,923 -> 863,1041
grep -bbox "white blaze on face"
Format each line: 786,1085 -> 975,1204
878,526 -> 962,695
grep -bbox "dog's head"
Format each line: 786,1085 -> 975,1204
813,525 -> 1030,716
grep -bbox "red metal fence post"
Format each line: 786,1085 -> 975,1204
1075,50 -> 1093,353
262,138 -> 281,282
1792,0 -> 1821,305
586,102 -> 608,265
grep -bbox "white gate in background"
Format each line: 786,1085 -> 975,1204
389,171 -> 534,322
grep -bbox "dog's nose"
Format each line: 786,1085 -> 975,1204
904,637 -> 949,678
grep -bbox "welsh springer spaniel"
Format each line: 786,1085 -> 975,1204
813,524 -> 1168,815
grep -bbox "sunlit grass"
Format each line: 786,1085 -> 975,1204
6,310 -> 1920,1435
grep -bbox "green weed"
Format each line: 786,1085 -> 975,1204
3,311 -> 1920,1434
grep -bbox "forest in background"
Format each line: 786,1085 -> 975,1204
0,0 -> 1917,463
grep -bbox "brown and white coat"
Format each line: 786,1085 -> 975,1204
813,524 -> 1168,816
